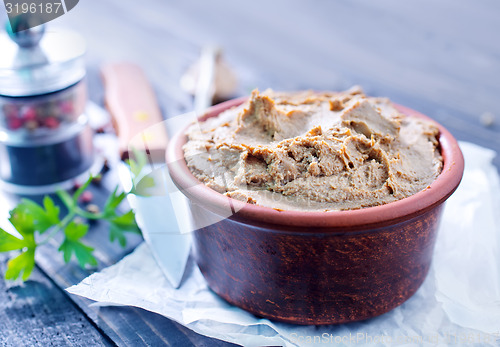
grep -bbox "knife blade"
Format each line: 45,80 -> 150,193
100,62 -> 192,288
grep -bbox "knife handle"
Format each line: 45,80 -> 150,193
101,62 -> 168,161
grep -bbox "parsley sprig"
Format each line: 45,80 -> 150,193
0,175 -> 141,281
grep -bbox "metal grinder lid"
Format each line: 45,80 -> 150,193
0,22 -> 86,97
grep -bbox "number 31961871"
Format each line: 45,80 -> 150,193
5,2 -> 63,14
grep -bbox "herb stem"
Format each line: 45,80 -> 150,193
37,211 -> 75,246
74,207 -> 105,220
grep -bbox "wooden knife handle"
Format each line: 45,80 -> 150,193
101,62 -> 168,161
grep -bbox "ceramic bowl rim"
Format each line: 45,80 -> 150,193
166,97 -> 464,230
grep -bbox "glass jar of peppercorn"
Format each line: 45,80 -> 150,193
0,22 -> 94,193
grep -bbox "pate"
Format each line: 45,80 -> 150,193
183,88 -> 443,211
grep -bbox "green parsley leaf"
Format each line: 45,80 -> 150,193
8,206 -> 36,250
43,196 -> 60,224
63,221 -> 88,241
103,187 -> 127,217
127,159 -> 141,180
9,206 -> 35,237
4,248 -> 35,281
109,223 -> 127,247
134,175 -> 156,196
0,228 -> 27,252
108,210 -> 141,247
126,147 -> 149,179
110,210 -> 140,230
2,206 -> 38,281
17,197 -> 60,234
59,240 -> 97,268
58,221 -> 97,268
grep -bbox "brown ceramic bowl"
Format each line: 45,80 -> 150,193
166,97 -> 464,325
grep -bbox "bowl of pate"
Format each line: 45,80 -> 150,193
166,87 -> 464,324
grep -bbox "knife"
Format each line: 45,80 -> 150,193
100,62 -> 192,288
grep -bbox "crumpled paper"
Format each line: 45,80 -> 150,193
67,142 -> 500,347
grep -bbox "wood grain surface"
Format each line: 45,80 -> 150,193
0,0 -> 499,346
0,252 -> 113,347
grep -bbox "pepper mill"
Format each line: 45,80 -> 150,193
0,23 -> 94,194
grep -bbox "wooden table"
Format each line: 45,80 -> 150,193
1,1 -> 499,345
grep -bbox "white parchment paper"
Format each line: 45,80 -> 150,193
67,142 -> 500,346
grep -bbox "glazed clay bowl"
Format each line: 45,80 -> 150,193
166,97 -> 464,325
